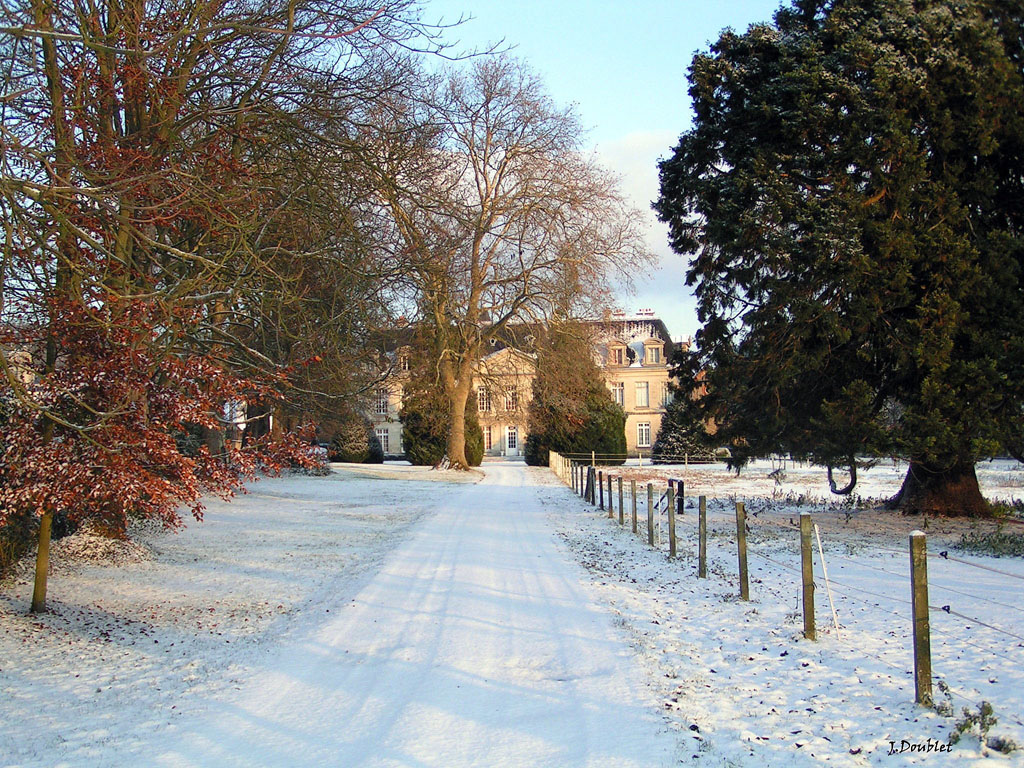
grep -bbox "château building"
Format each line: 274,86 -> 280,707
368,309 -> 684,459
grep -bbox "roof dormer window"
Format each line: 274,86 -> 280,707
644,340 -> 663,366
610,345 -> 626,366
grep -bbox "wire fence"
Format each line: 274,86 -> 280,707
547,450 -> 1024,728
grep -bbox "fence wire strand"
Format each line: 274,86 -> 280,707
554,457 -> 1024,719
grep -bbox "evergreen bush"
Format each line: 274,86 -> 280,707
401,386 -> 483,467
652,395 -> 714,464
329,418 -> 384,464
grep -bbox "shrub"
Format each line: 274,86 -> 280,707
652,395 -> 714,464
576,396 -> 627,466
0,511 -> 36,582
329,419 -> 383,464
526,322 -> 626,466
524,433 -> 548,466
464,399 -> 484,467
955,528 -> 1024,557
401,389 -> 483,467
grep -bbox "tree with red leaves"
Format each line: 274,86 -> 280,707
0,0 -> 440,611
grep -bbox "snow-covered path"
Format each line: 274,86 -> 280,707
150,463 -> 677,767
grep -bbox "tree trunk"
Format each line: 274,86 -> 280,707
30,512 -> 53,613
887,459 -> 991,517
446,383 -> 471,470
202,424 -> 225,457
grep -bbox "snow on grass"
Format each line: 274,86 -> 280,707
2,459 -> 1022,767
0,469 -> 439,767
551,459 -> 1024,765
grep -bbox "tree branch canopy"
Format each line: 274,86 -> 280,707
368,55 -> 651,469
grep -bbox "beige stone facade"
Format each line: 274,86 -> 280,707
368,312 -> 681,459
599,330 -> 674,456
474,347 -> 536,457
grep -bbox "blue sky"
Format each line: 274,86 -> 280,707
427,0 -> 784,340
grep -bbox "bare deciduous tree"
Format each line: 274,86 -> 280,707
369,56 -> 651,468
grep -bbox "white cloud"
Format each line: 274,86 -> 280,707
592,131 -> 699,341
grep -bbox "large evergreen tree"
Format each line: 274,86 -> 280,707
656,0 -> 1024,515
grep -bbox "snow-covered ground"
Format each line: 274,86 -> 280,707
556,459 -> 1024,765
1,459 -> 1022,766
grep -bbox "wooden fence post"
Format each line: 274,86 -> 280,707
647,483 -> 655,546
599,471 -> 604,510
736,501 -> 749,600
698,495 -> 707,578
910,530 -> 932,706
602,475 -> 610,524
800,512 -> 815,641
618,477 -> 624,525
667,484 -> 677,558
587,467 -> 595,504
677,480 -> 685,518
631,480 -> 638,534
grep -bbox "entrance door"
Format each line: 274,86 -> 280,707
506,425 -> 519,457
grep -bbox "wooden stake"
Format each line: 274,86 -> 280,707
599,471 -> 604,510
647,483 -> 655,546
631,480 -> 638,534
667,485 -> 677,558
910,530 -> 932,706
736,501 -> 749,600
800,512 -> 815,640
698,495 -> 707,578
814,523 -> 841,637
618,477 -> 624,525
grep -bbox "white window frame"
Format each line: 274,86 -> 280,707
478,386 -> 491,412
506,425 -> 518,451
637,422 -> 651,448
483,425 -> 492,451
505,386 -> 519,411
646,345 -> 661,365
662,383 -> 672,407
610,346 -> 625,366
375,388 -> 389,415
611,382 -> 624,406
635,381 -> 649,408
375,427 -> 389,453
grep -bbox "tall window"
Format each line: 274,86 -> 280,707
375,428 -> 389,453
478,386 -> 491,412
662,383 -> 672,407
635,381 -> 649,408
483,425 -> 492,451
399,356 -> 410,371
637,422 -> 651,448
507,425 -> 518,451
505,386 -> 519,411
375,388 -> 389,415
611,382 -> 624,406
646,345 -> 661,365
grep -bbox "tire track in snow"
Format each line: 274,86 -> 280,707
148,462 -> 679,768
